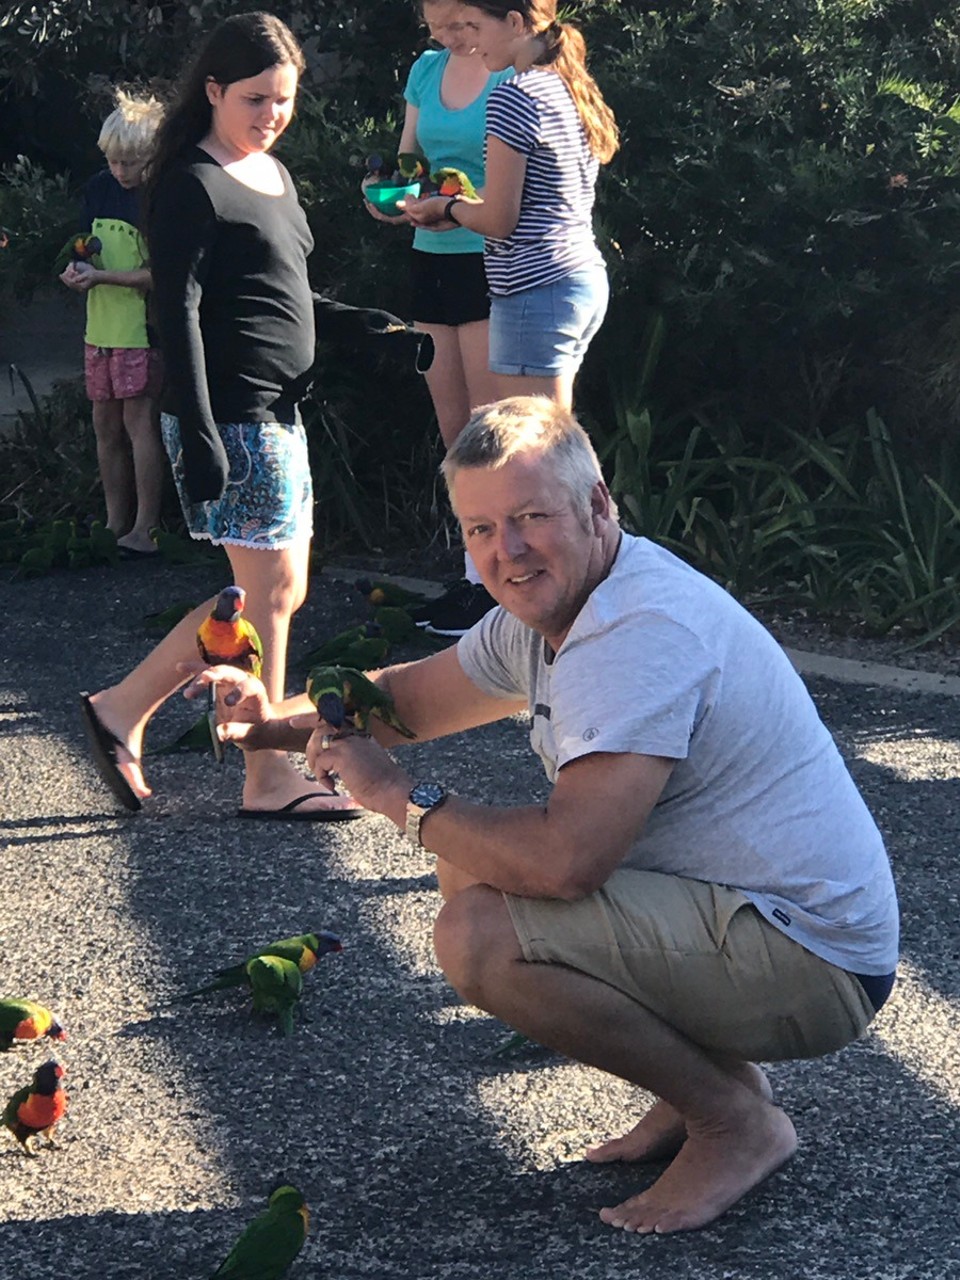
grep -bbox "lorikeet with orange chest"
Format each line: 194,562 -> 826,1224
431,167 -> 478,199
196,586 -> 264,761
3,1059 -> 68,1155
0,998 -> 67,1051
172,931 -> 342,1002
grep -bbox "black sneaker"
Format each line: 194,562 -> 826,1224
417,580 -> 497,638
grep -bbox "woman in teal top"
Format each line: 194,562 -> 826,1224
364,0 -> 512,637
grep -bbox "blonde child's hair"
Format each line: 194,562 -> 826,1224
98,89 -> 165,159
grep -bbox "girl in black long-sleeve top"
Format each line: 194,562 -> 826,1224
80,12 -> 363,821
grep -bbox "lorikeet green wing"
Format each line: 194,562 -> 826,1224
211,1184 -> 309,1279
172,931 -> 341,1001
0,999 -> 66,1051
298,622 -> 389,671
245,956 -> 303,1037
306,665 -> 416,739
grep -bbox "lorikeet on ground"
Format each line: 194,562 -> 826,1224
246,956 -> 303,1037
3,1059 -> 68,1155
372,605 -> 420,644
211,1184 -> 309,1279
431,167 -> 478,199
306,665 -> 416,739
0,998 -> 67,1051
173,931 -> 342,1002
52,232 -> 102,274
354,577 -> 427,608
297,621 -> 389,672
197,586 -> 264,761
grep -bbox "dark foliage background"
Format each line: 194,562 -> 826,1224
2,0 -> 960,637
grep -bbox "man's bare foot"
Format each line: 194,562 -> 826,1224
598,1096 -> 797,1235
586,1062 -> 773,1165
87,693 -> 152,800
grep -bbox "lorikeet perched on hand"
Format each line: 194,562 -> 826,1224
246,955 -> 303,1037
431,167 -> 478,199
53,232 -> 102,274
197,586 -> 263,674
0,998 -> 67,1052
211,1184 -> 309,1279
197,586 -> 264,761
173,931 -> 342,1002
3,1059 -> 68,1155
306,665 -> 416,739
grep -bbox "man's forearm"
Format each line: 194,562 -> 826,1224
375,783 -> 589,900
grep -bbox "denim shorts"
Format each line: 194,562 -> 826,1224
488,265 -> 609,377
161,414 -> 313,550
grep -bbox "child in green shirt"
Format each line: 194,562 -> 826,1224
60,89 -> 166,557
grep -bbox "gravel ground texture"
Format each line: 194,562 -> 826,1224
1,552 -> 959,1280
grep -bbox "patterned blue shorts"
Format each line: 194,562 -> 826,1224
161,414 -> 313,550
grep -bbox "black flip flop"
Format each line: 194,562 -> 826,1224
78,693 -> 142,812
237,793 -> 366,822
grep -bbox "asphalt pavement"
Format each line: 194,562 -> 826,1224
1,555 -> 958,1279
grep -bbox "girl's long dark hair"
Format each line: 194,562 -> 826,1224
142,11 -> 305,220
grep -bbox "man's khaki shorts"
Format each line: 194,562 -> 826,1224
503,868 -> 876,1063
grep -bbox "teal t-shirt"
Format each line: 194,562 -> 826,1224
404,48 -> 513,255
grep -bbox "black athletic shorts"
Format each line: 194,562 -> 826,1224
410,248 -> 491,327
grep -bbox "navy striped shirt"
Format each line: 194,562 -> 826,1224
484,68 -> 603,296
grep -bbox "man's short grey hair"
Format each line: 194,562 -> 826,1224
441,395 -> 618,521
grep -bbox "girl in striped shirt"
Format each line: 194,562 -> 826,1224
405,0 -> 619,409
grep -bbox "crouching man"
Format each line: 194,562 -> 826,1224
193,395 -> 898,1234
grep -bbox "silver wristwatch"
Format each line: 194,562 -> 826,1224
405,781 -> 447,846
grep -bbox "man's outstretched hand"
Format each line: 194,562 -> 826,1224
178,662 -> 317,753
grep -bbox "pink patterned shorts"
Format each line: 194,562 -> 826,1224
84,344 -> 164,402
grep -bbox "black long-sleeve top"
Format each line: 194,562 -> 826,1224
147,147 -> 316,503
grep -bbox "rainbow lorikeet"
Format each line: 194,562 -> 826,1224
173,931 -> 342,1002
211,1183 -> 309,1279
53,231 -> 102,275
197,586 -> 264,762
354,577 -> 427,608
372,605 -> 420,644
3,1059 -> 68,1155
431,167 -> 478,199
397,152 -> 428,181
297,621 -> 389,673
246,955 -> 303,1037
0,998 -> 67,1052
306,665 -> 416,739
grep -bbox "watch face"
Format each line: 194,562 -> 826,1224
411,782 -> 444,808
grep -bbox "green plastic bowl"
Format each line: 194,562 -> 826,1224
365,180 -> 420,214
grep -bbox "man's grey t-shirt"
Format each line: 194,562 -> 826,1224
457,534 -> 899,976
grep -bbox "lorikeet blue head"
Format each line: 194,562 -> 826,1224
213,585 -> 246,623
